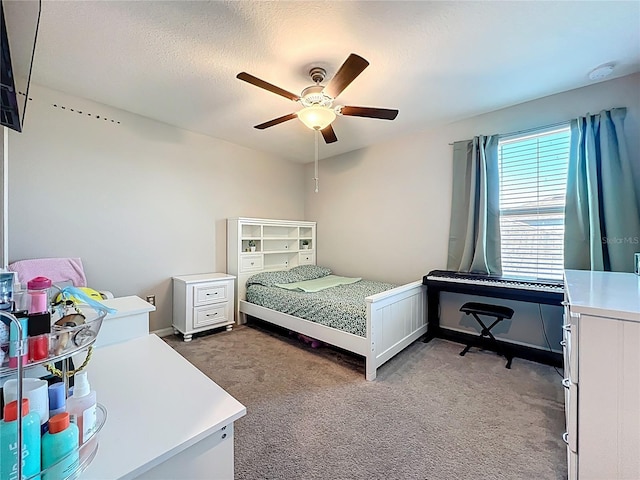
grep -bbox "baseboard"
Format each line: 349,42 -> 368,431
152,327 -> 175,338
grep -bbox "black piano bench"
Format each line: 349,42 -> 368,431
459,302 -> 515,369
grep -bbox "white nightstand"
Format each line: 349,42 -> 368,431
172,273 -> 235,341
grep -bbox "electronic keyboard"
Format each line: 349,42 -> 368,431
423,269 -> 564,307
424,270 -> 564,294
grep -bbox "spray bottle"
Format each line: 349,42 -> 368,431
66,371 -> 97,445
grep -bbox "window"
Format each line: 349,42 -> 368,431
498,125 -> 571,281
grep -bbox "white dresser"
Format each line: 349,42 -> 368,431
172,273 -> 235,341
563,269 -> 640,480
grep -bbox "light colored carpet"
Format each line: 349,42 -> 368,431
164,321 -> 567,480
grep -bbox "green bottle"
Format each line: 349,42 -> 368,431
0,398 -> 42,480
41,412 -> 79,480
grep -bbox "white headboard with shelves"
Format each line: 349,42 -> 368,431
227,217 -> 316,323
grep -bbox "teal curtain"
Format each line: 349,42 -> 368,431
564,108 -> 640,272
447,136 -> 502,274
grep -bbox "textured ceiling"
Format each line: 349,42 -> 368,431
14,1 -> 640,162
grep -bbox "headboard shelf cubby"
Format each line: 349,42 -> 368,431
227,217 -> 316,323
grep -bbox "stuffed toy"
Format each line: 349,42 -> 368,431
297,333 -> 322,349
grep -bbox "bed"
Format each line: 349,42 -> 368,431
238,265 -> 427,381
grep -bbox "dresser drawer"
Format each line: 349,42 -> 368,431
562,316 -> 572,382
241,254 -> 263,272
193,303 -> 229,328
567,446 -> 578,480
298,252 -> 315,265
567,309 -> 579,384
561,377 -> 578,454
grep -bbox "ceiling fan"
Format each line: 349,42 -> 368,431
236,53 -> 399,144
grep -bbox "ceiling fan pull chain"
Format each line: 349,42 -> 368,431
314,129 -> 319,193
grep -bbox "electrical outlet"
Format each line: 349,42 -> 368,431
146,295 -> 156,306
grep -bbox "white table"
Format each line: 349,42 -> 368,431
95,295 -> 156,347
80,334 -> 246,479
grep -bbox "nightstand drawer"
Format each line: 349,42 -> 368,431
241,254 -> 263,272
194,283 -> 229,306
194,303 -> 229,328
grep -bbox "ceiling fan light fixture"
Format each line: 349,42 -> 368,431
298,106 -> 336,130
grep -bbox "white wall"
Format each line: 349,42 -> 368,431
306,73 -> 639,282
6,74 -> 639,344
7,83 -> 305,331
305,73 -> 640,350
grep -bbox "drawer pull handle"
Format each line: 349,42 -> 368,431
561,301 -> 569,306
560,340 -> 566,347
562,378 -> 571,389
562,324 -> 571,332
251,262 -> 254,266
562,432 -> 569,445
206,292 -> 218,296
206,313 -> 218,317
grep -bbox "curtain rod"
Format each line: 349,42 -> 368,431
448,119 -> 571,145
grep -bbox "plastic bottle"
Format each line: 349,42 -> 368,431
0,398 -> 42,480
0,272 -> 14,311
8,314 -> 28,368
48,382 -> 66,416
41,412 -> 79,480
66,371 -> 97,445
26,277 -> 52,314
2,378 -> 50,432
27,312 -> 51,362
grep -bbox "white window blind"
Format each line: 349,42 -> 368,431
498,125 -> 571,281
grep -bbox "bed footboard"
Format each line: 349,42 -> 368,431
240,280 -> 427,382
365,280 -> 428,381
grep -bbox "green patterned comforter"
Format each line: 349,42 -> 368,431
246,280 -> 397,337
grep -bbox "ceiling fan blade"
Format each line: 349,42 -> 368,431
340,106 -> 399,120
254,113 -> 298,130
323,54 -> 369,99
237,72 -> 300,102
321,124 -> 338,144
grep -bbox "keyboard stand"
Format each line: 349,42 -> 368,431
422,270 -> 564,367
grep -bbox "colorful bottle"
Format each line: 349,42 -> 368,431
48,383 -> 66,416
8,315 -> 28,368
0,272 -> 14,311
41,412 -> 79,480
66,371 -> 97,445
0,398 -> 42,480
27,312 -> 51,362
2,378 -> 50,435
26,277 -> 52,314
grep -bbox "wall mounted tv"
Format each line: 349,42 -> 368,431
1,0 -> 40,133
